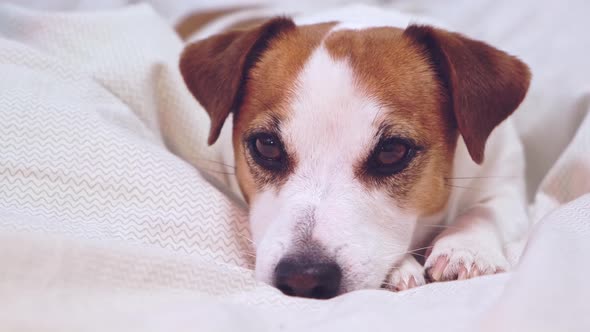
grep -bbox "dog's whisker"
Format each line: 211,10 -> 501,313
406,245 -> 434,253
416,224 -> 464,230
193,157 -> 237,169
238,233 -> 256,244
384,245 -> 435,261
444,175 -> 520,180
197,167 -> 236,176
443,183 -> 483,191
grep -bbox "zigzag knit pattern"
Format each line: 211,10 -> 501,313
0,4 -> 305,305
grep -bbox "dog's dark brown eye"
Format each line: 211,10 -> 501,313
377,142 -> 407,165
255,136 -> 281,160
369,138 -> 416,176
248,133 -> 286,171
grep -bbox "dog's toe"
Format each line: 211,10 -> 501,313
425,236 -> 508,282
457,265 -> 469,280
385,254 -> 426,292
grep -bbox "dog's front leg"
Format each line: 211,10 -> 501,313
425,122 -> 529,282
424,200 -> 512,281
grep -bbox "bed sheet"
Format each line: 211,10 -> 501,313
0,2 -> 589,331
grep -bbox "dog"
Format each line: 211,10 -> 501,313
177,4 -> 531,299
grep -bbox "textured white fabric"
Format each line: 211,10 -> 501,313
0,2 -> 589,331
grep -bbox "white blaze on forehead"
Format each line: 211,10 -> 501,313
283,46 -> 381,178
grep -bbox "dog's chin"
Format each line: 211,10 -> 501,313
342,260 -> 403,293
341,274 -> 389,294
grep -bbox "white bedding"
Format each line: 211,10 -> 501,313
0,2 -> 589,331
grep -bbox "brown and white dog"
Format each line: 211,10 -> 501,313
178,5 -> 531,299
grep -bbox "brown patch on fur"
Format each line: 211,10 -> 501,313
179,17 -> 296,145
325,28 -> 457,216
225,17 -> 272,31
324,26 -> 530,216
233,22 -> 337,201
180,19 -> 335,202
175,6 -> 256,40
404,25 -> 531,164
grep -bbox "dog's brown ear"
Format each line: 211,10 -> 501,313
179,17 -> 296,145
404,25 -> 531,164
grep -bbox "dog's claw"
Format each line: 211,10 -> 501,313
429,256 -> 449,281
408,276 -> 418,288
458,265 -> 468,280
469,265 -> 481,278
397,280 -> 408,291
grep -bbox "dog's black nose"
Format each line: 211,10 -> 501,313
273,258 -> 342,299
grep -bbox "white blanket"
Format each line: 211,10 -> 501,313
0,2 -> 589,331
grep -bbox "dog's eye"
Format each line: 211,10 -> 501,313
369,138 -> 415,176
378,141 -> 407,165
248,133 -> 286,170
256,135 -> 281,159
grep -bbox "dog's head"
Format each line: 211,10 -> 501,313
180,18 -> 530,298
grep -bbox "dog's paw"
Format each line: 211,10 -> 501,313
425,235 -> 508,282
384,254 -> 426,292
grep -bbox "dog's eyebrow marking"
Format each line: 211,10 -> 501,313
375,122 -> 391,140
242,113 -> 284,137
371,106 -> 384,126
269,113 -> 281,130
373,121 -> 428,147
